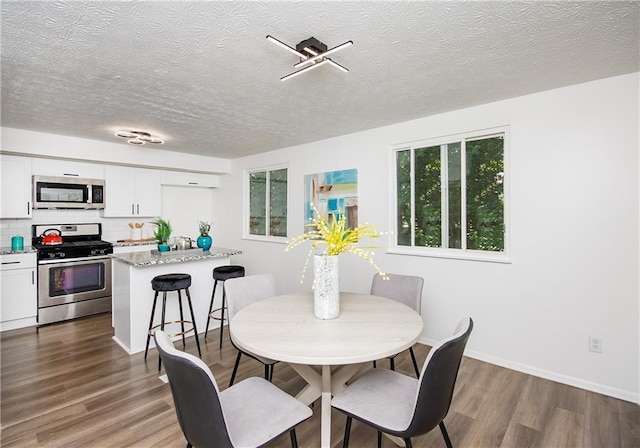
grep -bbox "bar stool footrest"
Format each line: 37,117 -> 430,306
208,307 -> 227,321
149,320 -> 196,338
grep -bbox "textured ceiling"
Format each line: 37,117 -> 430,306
1,1 -> 638,159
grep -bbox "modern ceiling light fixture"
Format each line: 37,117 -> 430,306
114,130 -> 164,146
266,35 -> 353,81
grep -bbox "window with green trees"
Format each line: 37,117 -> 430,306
394,128 -> 507,258
248,167 -> 288,237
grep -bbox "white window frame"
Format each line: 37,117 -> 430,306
243,164 -> 289,243
388,126 -> 511,263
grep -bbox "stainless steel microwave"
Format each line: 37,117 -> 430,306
32,175 -> 105,209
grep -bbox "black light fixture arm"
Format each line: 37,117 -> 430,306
266,35 -> 352,81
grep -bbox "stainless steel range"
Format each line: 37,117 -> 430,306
32,223 -> 113,325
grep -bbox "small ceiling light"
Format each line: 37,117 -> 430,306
114,130 -> 164,145
266,35 -> 352,81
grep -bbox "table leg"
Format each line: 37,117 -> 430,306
321,365 -> 331,448
288,363 -> 372,448
290,364 -> 322,405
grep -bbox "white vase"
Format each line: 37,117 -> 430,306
313,254 -> 340,319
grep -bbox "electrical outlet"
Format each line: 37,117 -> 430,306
589,336 -> 602,353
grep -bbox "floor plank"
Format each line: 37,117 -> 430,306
1,313 -> 638,447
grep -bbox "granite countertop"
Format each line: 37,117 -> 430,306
111,240 -> 157,247
0,247 -> 38,256
111,247 -> 243,267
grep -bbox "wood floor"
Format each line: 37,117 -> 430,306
1,313 -> 638,448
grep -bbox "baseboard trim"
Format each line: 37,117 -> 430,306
418,336 -> 639,405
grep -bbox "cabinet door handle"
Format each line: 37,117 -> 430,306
188,182 -> 198,185
32,270 -> 35,284
132,204 -> 135,215
27,201 -> 31,215
63,173 -> 79,177
1,261 -> 20,265
136,204 -> 139,215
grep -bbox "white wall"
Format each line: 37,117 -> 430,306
214,73 -> 640,402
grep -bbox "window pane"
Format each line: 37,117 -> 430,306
447,143 -> 462,249
249,172 -> 266,235
269,169 -> 287,237
414,145 -> 441,247
396,150 -> 411,246
466,137 -> 504,251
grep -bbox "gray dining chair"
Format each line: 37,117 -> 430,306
371,273 -> 424,377
225,274 -> 279,387
154,330 -> 312,448
331,317 -> 473,448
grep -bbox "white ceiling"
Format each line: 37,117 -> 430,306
1,1 -> 638,159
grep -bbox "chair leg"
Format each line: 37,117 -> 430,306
229,351 -> 242,387
289,429 -> 298,448
184,288 -> 202,357
261,364 -> 275,381
158,292 -> 168,372
144,291 -> 159,359
390,356 -> 395,371
404,438 -> 413,448
377,431 -> 382,448
204,280 -> 218,339
439,422 -> 453,448
409,347 -> 420,378
342,416 -> 352,448
186,443 -> 192,448
219,287 -> 226,349
372,360 -> 377,368
177,290 -> 186,348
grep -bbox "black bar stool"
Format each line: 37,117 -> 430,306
145,273 -> 202,371
204,265 -> 245,348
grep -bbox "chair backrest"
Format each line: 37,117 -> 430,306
370,273 -> 424,313
404,317 -> 473,437
154,330 -> 234,447
225,274 -> 276,321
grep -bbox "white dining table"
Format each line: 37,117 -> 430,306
229,292 -> 424,448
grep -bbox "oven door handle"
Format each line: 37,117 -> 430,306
39,255 -> 112,265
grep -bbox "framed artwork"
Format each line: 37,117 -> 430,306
305,168 -> 358,227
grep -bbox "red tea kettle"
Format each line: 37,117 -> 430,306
41,228 -> 63,245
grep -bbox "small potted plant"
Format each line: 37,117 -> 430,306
197,220 -> 212,251
151,217 -> 173,252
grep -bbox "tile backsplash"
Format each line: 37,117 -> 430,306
0,210 -> 154,247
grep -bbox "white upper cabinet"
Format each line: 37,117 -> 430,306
1,155 -> 32,218
102,166 -> 161,217
32,158 -> 104,179
161,171 -> 220,188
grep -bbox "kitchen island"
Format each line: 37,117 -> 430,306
111,246 -> 243,354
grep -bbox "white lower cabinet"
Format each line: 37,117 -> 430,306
0,253 -> 37,331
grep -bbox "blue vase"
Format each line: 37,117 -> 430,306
197,234 -> 212,251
